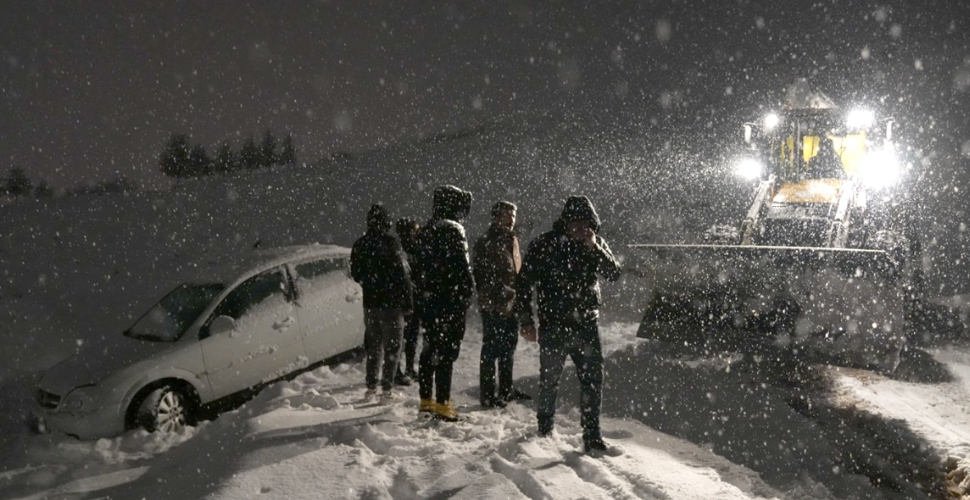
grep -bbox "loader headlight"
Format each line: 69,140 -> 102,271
847,108 -> 875,129
859,147 -> 901,189
735,158 -> 763,180
764,113 -> 780,130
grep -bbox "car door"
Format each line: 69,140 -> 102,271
198,266 -> 306,400
290,257 -> 364,363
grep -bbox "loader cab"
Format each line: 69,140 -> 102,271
740,106 -> 890,248
757,109 -> 867,183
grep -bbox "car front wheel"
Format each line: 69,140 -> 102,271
136,385 -> 195,433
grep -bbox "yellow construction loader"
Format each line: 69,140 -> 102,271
631,79 -> 917,371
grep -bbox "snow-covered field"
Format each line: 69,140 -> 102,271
2,125 -> 969,498
4,318 -> 970,499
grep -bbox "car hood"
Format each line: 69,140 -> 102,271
39,334 -> 173,396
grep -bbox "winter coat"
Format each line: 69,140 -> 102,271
396,218 -> 422,282
514,196 -> 621,327
473,225 -> 521,315
415,186 -> 475,315
350,205 -> 414,310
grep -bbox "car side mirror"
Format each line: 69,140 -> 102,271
209,315 -> 236,337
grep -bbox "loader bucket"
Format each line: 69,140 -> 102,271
625,244 -> 906,372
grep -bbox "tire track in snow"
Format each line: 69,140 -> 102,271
834,363 -> 970,451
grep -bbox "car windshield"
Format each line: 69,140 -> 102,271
125,283 -> 225,342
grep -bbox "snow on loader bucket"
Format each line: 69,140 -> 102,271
626,244 -> 906,372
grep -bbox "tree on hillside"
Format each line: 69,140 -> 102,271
66,177 -> 137,196
102,176 -> 137,194
279,133 -> 297,165
240,136 -> 260,170
188,144 -> 212,177
213,143 -> 237,175
35,179 -> 55,198
259,129 -> 278,168
7,167 -> 33,197
159,134 -> 191,179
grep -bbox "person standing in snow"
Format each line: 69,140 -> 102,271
350,204 -> 414,402
515,196 -> 622,453
473,201 -> 531,408
395,217 -> 422,385
415,185 -> 475,421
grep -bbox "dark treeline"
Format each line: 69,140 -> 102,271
0,167 -> 136,201
0,167 -> 55,200
159,130 -> 297,180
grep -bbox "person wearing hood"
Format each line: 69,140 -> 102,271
473,201 -> 530,408
415,185 -> 475,421
350,204 -> 414,403
514,196 -> 621,453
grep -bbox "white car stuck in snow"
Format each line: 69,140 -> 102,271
34,245 -> 364,439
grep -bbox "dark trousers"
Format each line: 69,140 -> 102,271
537,319 -> 603,441
418,309 -> 466,404
480,311 -> 518,403
364,308 -> 405,391
401,311 -> 420,375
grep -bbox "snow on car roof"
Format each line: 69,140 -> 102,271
179,244 -> 349,285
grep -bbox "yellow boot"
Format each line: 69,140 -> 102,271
434,400 -> 459,422
419,398 -> 436,414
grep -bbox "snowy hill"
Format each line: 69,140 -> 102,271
0,107 -> 741,381
2,109 -> 970,499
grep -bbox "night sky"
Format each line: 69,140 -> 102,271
2,0 -> 970,190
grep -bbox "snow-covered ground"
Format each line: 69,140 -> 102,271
3,319 -> 970,499
0,323 -> 786,500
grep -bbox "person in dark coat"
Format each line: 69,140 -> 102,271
395,217 -> 422,385
415,185 -> 474,421
473,201 -> 530,408
515,196 -> 621,453
350,204 -> 414,401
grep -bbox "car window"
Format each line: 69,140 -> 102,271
126,283 -> 225,342
212,269 -> 289,321
293,258 -> 349,303
294,258 -> 345,280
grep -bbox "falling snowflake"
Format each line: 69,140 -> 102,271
656,19 -> 672,43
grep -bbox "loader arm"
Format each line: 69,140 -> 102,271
739,175 -> 776,244
824,179 -> 856,248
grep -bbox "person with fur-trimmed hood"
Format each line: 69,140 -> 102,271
415,185 -> 475,421
350,204 -> 414,403
515,195 -> 621,453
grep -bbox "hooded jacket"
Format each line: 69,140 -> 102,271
415,185 -> 475,314
350,204 -> 414,310
473,222 -> 521,315
514,196 -> 621,327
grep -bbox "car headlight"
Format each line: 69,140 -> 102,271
735,158 -> 763,180
62,385 -> 97,412
859,147 -> 901,189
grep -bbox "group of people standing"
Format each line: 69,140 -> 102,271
349,185 -> 621,453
